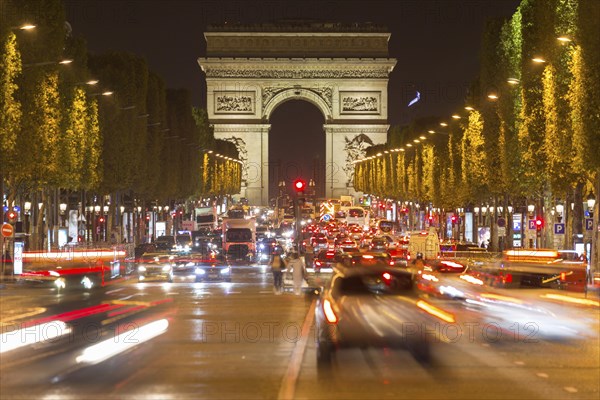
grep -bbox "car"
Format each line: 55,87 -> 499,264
137,253 -> 175,282
190,252 -> 232,282
315,264 -> 438,370
312,249 -> 343,273
361,233 -> 375,247
174,233 -> 193,252
338,251 -> 396,268
134,243 -> 157,260
154,235 -> 175,252
348,227 -> 364,241
339,244 -> 361,255
311,234 -> 329,252
257,237 -> 279,262
369,236 -> 389,251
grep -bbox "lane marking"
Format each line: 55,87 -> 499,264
564,387 -> 578,393
536,372 -> 549,378
514,361 -> 525,366
278,299 -> 315,400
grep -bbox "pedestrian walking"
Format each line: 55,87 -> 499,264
304,242 -> 314,269
270,253 -> 285,294
287,252 -> 306,295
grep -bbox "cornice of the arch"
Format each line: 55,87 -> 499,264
323,123 -> 390,134
262,87 -> 332,120
212,123 -> 271,133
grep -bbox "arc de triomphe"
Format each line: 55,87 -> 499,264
198,23 -> 396,206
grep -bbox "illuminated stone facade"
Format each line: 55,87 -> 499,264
198,23 -> 396,205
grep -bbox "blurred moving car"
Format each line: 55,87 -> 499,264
315,265 -> 442,370
137,253 -> 175,282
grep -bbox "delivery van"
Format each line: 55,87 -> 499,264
408,228 -> 440,260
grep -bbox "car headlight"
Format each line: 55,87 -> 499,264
162,265 -> 172,272
259,244 -> 265,250
138,266 -> 147,272
220,267 -> 230,274
195,268 -> 205,275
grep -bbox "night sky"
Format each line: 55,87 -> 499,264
64,0 -> 520,198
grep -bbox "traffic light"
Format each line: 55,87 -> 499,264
535,217 -> 543,231
98,216 -> 105,224
293,179 -> 306,193
451,215 -> 457,225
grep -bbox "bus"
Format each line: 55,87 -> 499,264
345,207 -> 369,230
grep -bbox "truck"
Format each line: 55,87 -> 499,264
195,206 -> 218,230
222,217 -> 256,261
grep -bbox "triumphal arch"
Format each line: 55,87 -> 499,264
198,22 -> 396,206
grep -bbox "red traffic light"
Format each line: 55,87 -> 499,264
535,218 -> 543,230
293,179 -> 306,192
451,215 -> 457,224
98,217 -> 105,223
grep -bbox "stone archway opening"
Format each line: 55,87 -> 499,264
268,100 -> 325,201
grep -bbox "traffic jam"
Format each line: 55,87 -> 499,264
5,195 -> 597,376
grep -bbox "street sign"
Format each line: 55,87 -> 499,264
528,220 -> 536,230
13,241 -> 24,275
1,223 -> 14,238
497,217 -> 506,228
497,226 -> 506,236
585,218 -> 593,231
554,223 -> 565,235
321,213 -> 332,222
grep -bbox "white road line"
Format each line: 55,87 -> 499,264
105,288 -> 124,294
278,299 -> 316,400
564,387 -> 578,393
536,372 -> 549,378
514,361 -> 525,365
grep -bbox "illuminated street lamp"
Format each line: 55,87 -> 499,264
557,36 -> 572,43
487,93 -> 499,100
587,194 -> 596,210
507,78 -> 520,85
532,57 -> 546,63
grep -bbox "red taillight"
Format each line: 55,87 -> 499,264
560,272 -> 566,281
505,273 -> 513,283
316,261 -> 322,266
382,272 -> 392,281
323,299 -> 338,324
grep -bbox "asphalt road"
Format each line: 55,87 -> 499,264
1,263 -> 598,400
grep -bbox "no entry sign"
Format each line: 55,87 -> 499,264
1,223 -> 14,238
